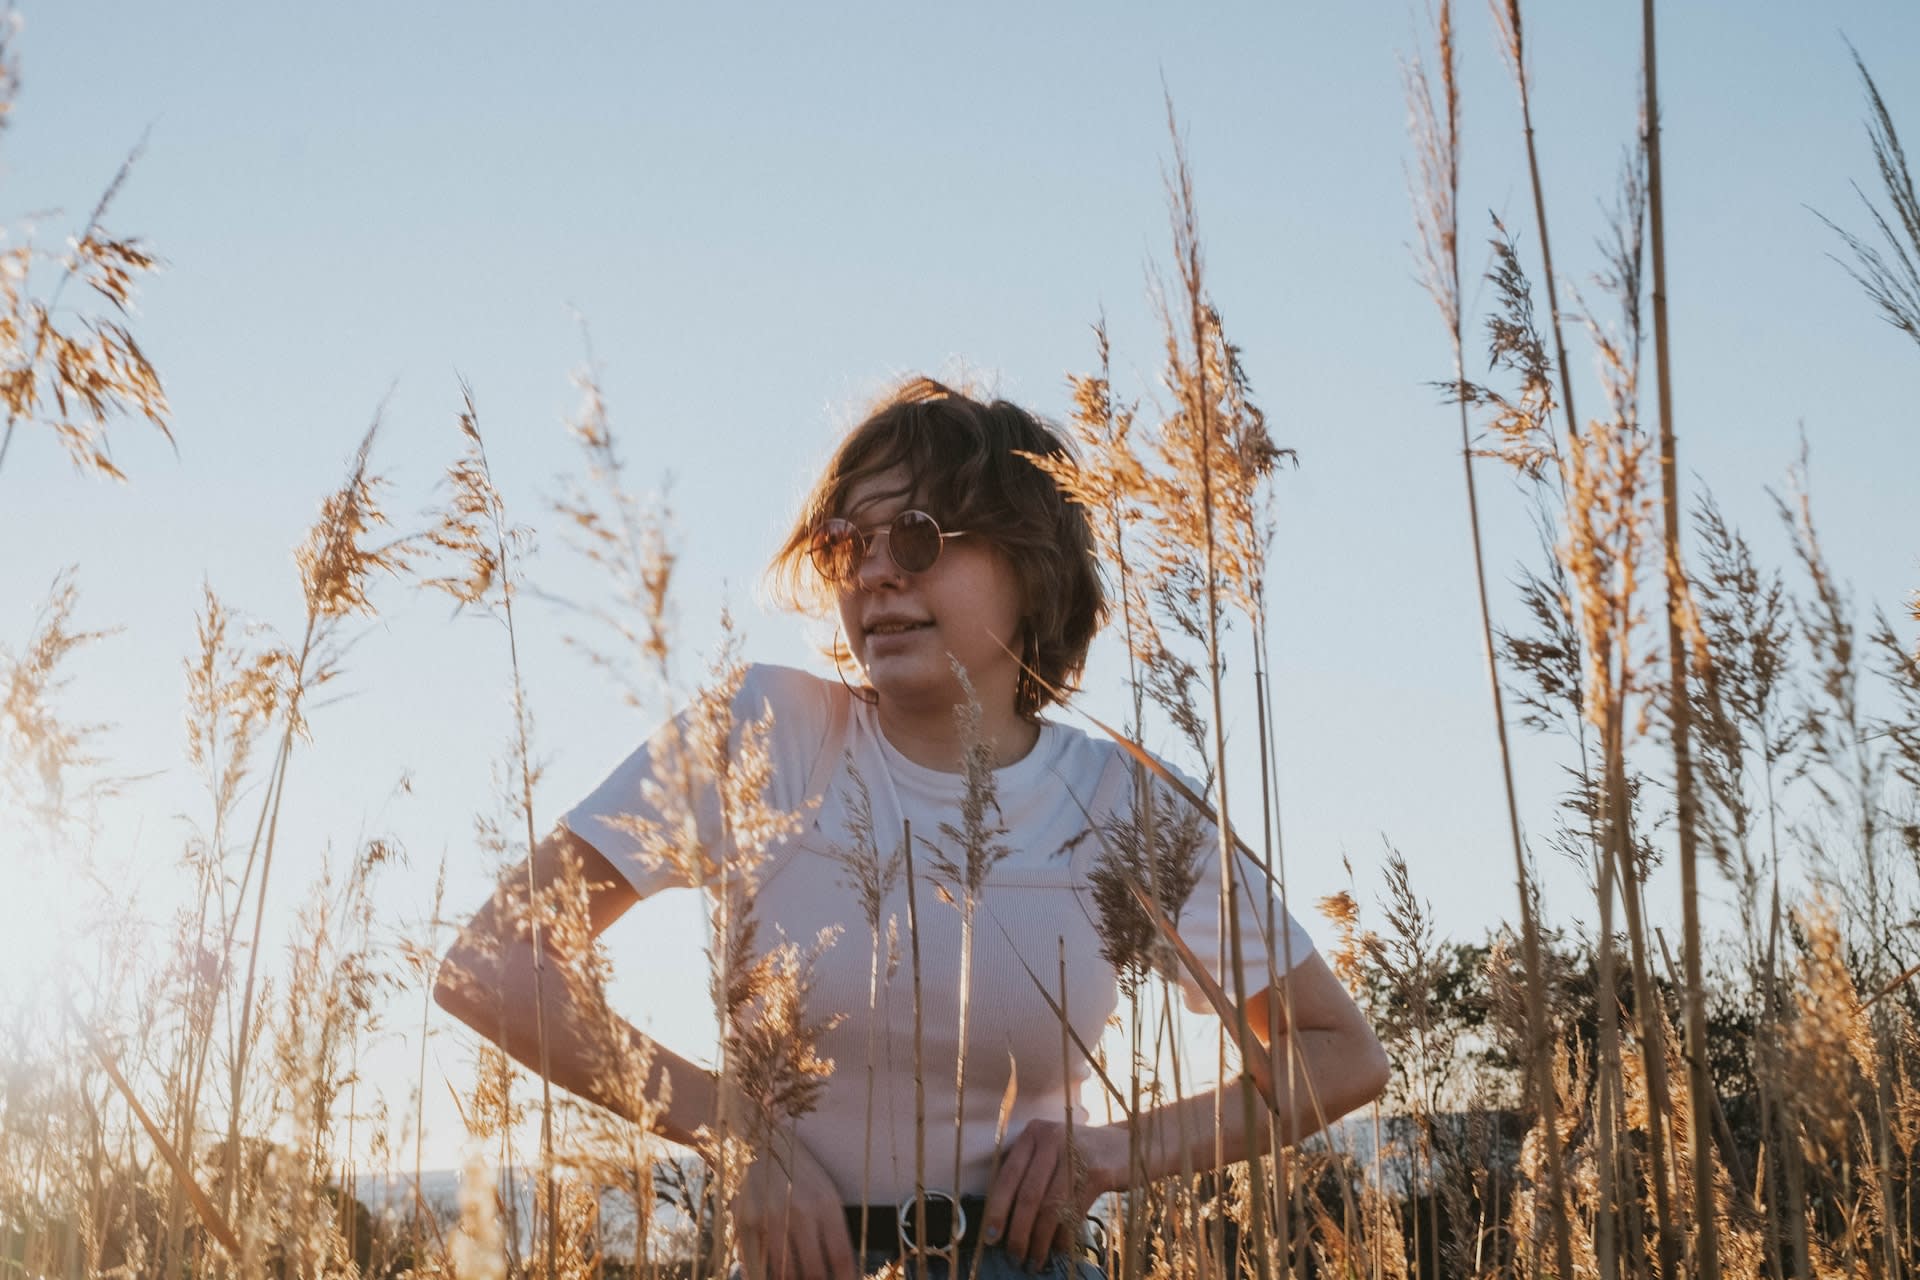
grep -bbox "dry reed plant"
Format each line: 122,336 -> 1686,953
1405,2 -> 1575,1272
823,758 -> 902,1259
543,364 -> 839,1280
1489,0 -> 1581,472
550,347 -> 678,706
206,417 -> 412,1269
1773,450 -> 1896,973
921,661 -> 1011,1214
1034,322 -> 1216,1280
420,382 -> 567,1275
14,8 -> 1920,1280
0,15 -> 169,484
1019,103 -> 1355,1280
537,363 -> 690,1270
1427,7 -> 1920,1277
1636,9 -> 1721,1268
1460,116 -> 1712,1278
1816,55 -> 1920,645
653,616 -> 834,1280
523,835 -> 669,1275
0,568 -> 118,832
1819,50 -> 1920,363
1151,104 -> 1289,1280
0,404 -> 425,1279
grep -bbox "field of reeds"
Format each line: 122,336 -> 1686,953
4,3 -> 1920,1278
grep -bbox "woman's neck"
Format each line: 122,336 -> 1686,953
873,695 -> 1040,773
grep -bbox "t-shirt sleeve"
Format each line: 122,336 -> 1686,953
559,664 -> 838,899
1152,762 -> 1318,1016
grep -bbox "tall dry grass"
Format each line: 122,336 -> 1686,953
4,5 -> 1920,1280
1404,3 -> 1575,1273
0,6 -> 167,485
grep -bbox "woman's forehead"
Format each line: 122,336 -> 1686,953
840,465 -> 919,520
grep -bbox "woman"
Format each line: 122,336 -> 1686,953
437,378 -> 1389,1280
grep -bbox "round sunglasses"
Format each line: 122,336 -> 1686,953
808,509 -> 971,585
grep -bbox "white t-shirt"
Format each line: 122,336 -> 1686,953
563,663 -> 1316,1202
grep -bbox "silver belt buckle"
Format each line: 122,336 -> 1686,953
896,1189 -> 966,1256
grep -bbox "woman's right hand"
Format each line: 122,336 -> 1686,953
732,1135 -> 858,1280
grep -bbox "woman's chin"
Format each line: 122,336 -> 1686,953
864,654 -> 966,707
864,657 -> 938,699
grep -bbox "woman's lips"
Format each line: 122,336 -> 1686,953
864,620 -> 933,652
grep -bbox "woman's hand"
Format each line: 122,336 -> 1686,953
981,1120 -> 1128,1270
733,1135 -> 857,1280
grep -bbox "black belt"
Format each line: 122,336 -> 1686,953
845,1194 -> 991,1255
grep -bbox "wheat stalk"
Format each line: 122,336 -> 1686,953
1404,6 -> 1575,1273
1638,7 -> 1721,1275
1491,0 -> 1582,450
421,382 -> 564,1276
222,413 -> 409,1234
827,760 -> 901,1267
903,818 -> 929,1280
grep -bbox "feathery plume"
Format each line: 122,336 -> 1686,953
0,127 -> 171,482
551,347 -> 680,703
1816,49 -> 1920,355
1087,780 -> 1208,996
0,567 -> 117,829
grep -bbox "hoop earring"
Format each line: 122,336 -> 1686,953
834,621 -> 879,707
1016,627 -> 1042,718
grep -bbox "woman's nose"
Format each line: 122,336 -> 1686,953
854,530 -> 901,590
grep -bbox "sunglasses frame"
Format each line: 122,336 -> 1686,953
809,508 -> 970,585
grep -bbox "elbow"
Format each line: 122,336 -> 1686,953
1349,1032 -> 1392,1111
433,941 -> 494,1034
1311,1027 -> 1390,1127
431,961 -> 461,1019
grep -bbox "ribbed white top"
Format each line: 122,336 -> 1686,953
564,664 -> 1315,1200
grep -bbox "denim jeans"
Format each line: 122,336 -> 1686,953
855,1248 -> 1107,1280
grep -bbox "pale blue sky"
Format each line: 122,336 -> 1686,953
4,3 -> 1917,1166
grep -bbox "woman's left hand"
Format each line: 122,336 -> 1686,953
980,1120 -> 1128,1270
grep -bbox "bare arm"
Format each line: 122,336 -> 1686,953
434,826 -> 860,1280
983,954 -> 1389,1266
432,825 -> 722,1147
1124,953 -> 1389,1178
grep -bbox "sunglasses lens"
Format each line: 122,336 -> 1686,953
889,510 -> 943,573
809,518 -> 861,583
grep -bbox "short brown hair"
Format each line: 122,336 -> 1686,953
766,377 -> 1108,716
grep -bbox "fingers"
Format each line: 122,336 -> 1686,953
982,1125 -> 1037,1250
769,1227 -> 796,1280
1008,1149 -> 1060,1267
788,1217 -> 828,1280
798,1215 -> 861,1280
1000,1138 -> 1053,1261
740,1208 -> 856,1280
1024,1156 -> 1074,1270
821,1210 -> 859,1280
998,1120 -> 1075,1274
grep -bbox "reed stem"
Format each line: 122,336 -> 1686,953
1640,3 -> 1718,1274
904,819 -> 928,1280
1409,8 -> 1576,1270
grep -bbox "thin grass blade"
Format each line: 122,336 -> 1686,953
83,1022 -> 243,1258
